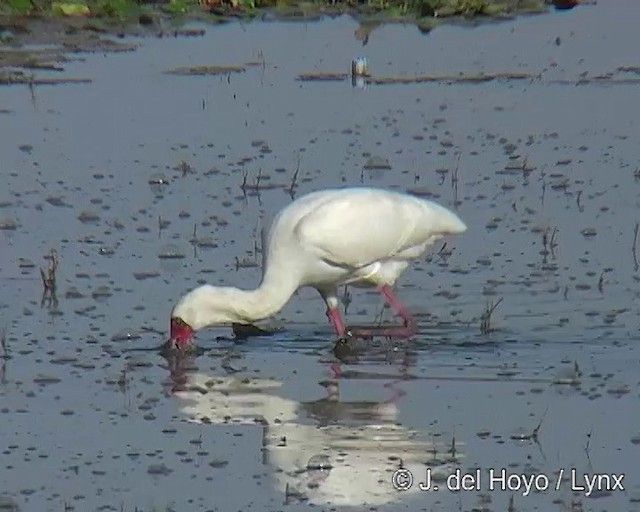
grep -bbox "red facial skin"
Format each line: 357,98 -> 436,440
170,317 -> 194,349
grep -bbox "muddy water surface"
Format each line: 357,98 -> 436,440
1,1 -> 640,511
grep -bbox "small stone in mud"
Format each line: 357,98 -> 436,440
111,330 -> 141,342
77,211 -> 101,224
46,196 -> 70,207
363,156 -> 392,170
147,463 -> 173,476
0,496 -> 19,510
197,237 -> 217,248
133,271 -> 160,281
307,454 -> 332,470
50,356 -> 78,365
158,251 -> 186,259
0,219 -> 17,230
33,375 -> 61,385
606,384 -> 630,397
92,286 -> 112,299
407,187 -> 439,199
18,258 -> 35,268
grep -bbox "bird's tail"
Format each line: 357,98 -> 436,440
429,202 -> 467,235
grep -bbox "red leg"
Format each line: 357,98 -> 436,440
326,307 -> 346,337
351,285 -> 416,339
380,285 -> 416,329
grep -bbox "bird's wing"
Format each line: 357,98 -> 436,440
294,192 -> 434,270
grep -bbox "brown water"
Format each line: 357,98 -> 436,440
1,1 -> 640,510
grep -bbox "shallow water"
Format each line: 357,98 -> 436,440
1,1 -> 640,510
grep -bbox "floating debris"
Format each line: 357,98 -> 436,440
165,65 -> 246,76
133,271 -> 161,281
33,374 -> 62,385
158,251 -> 186,259
363,156 -> 392,170
110,329 -> 142,342
0,219 -> 17,230
91,286 -> 112,299
18,258 -> 35,268
77,210 -> 101,224
64,287 -> 84,299
0,71 -> 92,86
369,72 -> 532,85
306,454 -> 332,471
147,464 -> 173,476
297,72 -> 348,82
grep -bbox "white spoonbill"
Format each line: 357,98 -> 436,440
169,187 -> 466,348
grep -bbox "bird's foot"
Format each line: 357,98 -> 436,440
332,334 -> 364,363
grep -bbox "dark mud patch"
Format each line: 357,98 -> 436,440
165,64 -> 247,76
299,69 -> 640,87
0,70 -> 91,85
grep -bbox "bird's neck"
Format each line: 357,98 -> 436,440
224,266 -> 300,324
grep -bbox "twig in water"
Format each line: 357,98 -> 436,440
451,152 -> 460,187
451,152 -> 461,207
448,434 -> 458,462
240,168 -> 248,195
541,227 -> 558,260
117,365 -> 128,394
480,298 -> 503,335
550,227 -> 558,250
40,248 -> 58,292
175,160 -> 194,177
436,242 -> 453,262
28,73 -> 37,108
40,249 -> 59,308
0,327 -> 7,359
633,222 -> 639,271
340,285 -> 352,315
584,427 -> 593,467
531,406 -> 548,442
286,152 -> 302,199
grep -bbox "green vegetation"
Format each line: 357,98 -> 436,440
0,0 -> 549,24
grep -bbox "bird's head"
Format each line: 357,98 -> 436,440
169,285 -> 244,348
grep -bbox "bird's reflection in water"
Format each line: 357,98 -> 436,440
162,350 -> 464,507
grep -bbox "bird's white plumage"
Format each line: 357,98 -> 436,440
171,187 -> 467,335
263,187 -> 466,288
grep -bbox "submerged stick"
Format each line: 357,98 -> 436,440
633,222 -> 639,271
